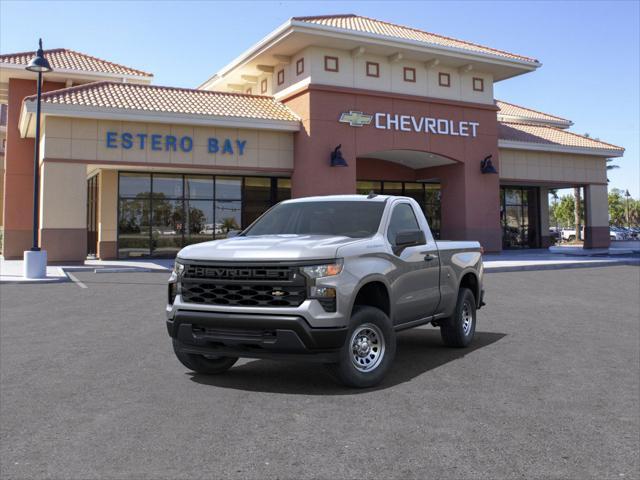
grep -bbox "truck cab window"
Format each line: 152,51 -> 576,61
387,203 -> 419,244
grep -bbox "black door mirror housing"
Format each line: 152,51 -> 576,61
394,229 -> 426,253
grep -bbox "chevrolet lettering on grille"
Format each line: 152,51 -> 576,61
187,265 -> 290,280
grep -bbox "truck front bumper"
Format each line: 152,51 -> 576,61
168,310 -> 348,363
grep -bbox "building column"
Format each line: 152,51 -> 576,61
39,161 -> 87,262
539,187 -> 552,247
98,170 -> 118,259
584,184 -> 610,249
419,159 -> 502,252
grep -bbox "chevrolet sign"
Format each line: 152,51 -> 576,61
339,111 -> 480,137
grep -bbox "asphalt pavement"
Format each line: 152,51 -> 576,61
1,266 -> 638,479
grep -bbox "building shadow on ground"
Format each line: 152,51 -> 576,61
188,329 -> 506,395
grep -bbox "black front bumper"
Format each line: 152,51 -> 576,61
168,310 -> 347,362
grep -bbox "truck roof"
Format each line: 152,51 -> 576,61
281,194 -> 405,203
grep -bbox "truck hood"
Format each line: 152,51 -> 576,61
177,234 -> 360,262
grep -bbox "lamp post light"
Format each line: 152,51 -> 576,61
23,39 -> 52,279
624,189 -> 631,229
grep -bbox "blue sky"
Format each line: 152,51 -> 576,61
1,0 -> 638,197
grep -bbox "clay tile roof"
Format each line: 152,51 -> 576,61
496,100 -> 572,126
292,14 -> 539,64
25,81 -> 299,122
0,48 -> 152,77
499,122 -> 624,153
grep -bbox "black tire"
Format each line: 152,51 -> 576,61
327,306 -> 396,388
440,288 -> 476,348
172,339 -> 238,374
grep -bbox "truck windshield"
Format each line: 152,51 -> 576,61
243,201 -> 385,238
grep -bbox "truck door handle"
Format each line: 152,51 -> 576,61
424,254 -> 438,262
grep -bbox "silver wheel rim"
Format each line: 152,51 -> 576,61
349,323 -> 385,373
461,302 -> 473,335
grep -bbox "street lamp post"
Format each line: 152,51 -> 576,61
23,39 -> 52,279
625,189 -> 631,229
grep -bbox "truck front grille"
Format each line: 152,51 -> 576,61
181,283 -> 306,307
180,263 -> 306,308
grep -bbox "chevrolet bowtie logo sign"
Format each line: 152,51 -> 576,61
339,111 -> 373,127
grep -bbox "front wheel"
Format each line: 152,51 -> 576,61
172,339 -> 238,374
327,306 -> 396,388
440,288 -> 476,348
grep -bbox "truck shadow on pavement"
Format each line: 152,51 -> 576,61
188,329 -> 506,394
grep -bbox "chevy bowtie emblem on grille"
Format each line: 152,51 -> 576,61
339,111 -> 373,127
271,290 -> 287,297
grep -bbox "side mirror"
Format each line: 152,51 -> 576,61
226,229 -> 241,238
394,229 -> 426,252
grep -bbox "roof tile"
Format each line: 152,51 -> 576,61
0,48 -> 152,77
499,122 -> 623,152
497,100 -> 571,126
25,81 -> 299,122
293,14 -> 539,64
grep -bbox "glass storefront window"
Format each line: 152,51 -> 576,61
404,183 -> 424,204
118,198 -> 151,257
215,177 -> 242,200
185,176 -> 214,199
119,173 -> 151,198
117,173 -> 289,258
216,201 -> 241,237
276,178 -> 291,203
501,186 -> 539,249
153,174 -> 183,198
243,177 -> 272,227
356,181 -> 382,195
382,182 -> 403,196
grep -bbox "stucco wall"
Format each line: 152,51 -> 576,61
499,148 -> 607,184
42,118 -> 294,171
272,46 -> 494,105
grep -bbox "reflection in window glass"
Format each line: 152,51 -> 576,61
118,198 -> 150,257
244,177 -> 272,228
276,178 -> 291,203
185,176 -> 214,199
356,181 -> 382,195
153,174 -> 183,198
151,199 -> 183,257
215,177 -> 242,200
382,182 -> 403,196
404,183 -> 424,204
119,173 -> 151,198
184,199 -> 214,245
216,200 -> 241,238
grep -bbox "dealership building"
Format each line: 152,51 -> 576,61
0,14 -> 624,261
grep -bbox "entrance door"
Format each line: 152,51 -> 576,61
500,186 -> 540,248
87,175 -> 99,257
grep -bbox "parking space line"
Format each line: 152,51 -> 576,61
66,272 -> 88,289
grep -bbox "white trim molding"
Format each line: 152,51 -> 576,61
499,140 -> 624,158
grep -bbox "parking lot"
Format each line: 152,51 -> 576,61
1,266 -> 639,479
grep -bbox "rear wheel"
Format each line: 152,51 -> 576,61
327,306 -> 396,388
172,339 -> 238,374
440,288 -> 476,348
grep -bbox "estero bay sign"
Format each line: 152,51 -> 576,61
339,111 -> 480,137
105,131 -> 248,155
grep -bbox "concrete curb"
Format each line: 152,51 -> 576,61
485,259 -> 640,273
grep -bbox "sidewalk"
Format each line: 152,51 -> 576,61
1,251 -> 638,283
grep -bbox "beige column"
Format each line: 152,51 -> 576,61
39,161 -> 87,262
98,170 -> 118,259
539,187 -> 551,247
584,184 -> 610,249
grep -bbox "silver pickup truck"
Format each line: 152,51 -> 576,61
167,194 -> 484,387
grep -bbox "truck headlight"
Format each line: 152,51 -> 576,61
301,260 -> 343,279
173,260 -> 185,276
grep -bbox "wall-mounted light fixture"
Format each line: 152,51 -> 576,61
480,154 -> 497,174
330,144 -> 348,167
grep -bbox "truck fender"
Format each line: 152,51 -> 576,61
347,274 -> 393,325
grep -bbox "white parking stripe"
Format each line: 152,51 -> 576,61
66,272 -> 88,289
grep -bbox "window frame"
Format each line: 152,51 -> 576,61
473,77 -> 484,92
296,58 -> 304,76
324,56 -> 339,73
366,61 -> 380,78
277,69 -> 285,86
403,67 -> 416,83
260,78 -> 268,94
438,72 -> 451,87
